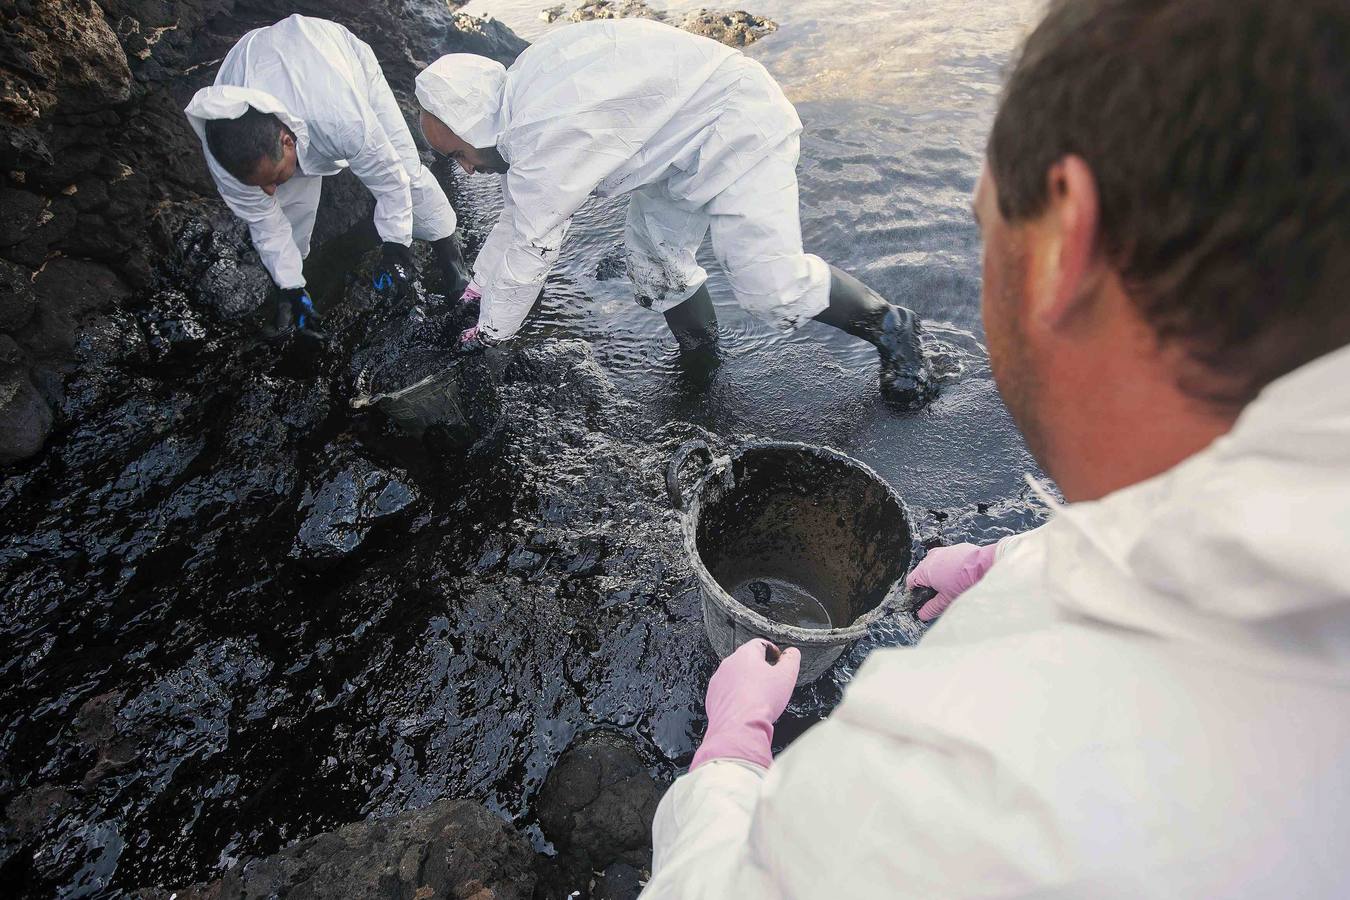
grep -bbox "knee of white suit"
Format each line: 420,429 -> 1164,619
623,188 -> 711,312
624,247 -> 708,312
727,252 -> 831,329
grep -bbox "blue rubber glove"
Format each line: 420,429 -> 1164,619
373,241 -> 415,301
274,288 -> 328,341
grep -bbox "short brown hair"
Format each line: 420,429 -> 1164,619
989,0 -> 1350,404
205,107 -> 284,182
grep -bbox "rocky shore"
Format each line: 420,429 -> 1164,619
1,3 -> 915,897
566,1 -> 777,47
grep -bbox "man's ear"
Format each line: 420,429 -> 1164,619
1036,155 -> 1102,330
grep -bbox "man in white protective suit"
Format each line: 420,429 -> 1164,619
414,19 -> 936,407
642,0 -> 1350,896
184,14 -> 469,341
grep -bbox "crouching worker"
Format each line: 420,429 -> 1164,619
184,14 -> 469,341
415,19 -> 934,406
643,0 -> 1350,896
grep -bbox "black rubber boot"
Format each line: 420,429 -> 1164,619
662,284 -> 720,356
431,234 -> 470,298
874,304 -> 933,408
813,265 -> 934,408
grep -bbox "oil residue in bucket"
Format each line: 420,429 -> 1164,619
731,577 -> 833,630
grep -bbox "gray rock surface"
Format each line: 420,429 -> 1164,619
570,0 -> 663,23
0,259 -> 36,331
536,731 -> 666,897
564,1 -> 778,46
149,799 -> 537,900
0,360 -> 53,465
679,9 -> 777,46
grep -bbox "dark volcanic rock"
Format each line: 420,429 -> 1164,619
0,189 -> 48,249
565,2 -> 778,47
536,731 -> 665,896
0,262 -> 35,333
0,254 -> 715,894
152,799 -> 537,900
18,258 -> 131,362
292,447 -> 420,562
0,356 -> 53,464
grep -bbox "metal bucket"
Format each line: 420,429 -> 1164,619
668,440 -> 918,685
351,361 -> 473,440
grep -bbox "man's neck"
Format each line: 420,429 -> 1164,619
1045,330 -> 1239,503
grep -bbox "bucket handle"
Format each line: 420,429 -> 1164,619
666,439 -> 713,511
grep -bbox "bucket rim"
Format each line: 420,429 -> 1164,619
680,440 -> 917,646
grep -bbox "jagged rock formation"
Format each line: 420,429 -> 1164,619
679,9 -> 777,47
146,799 -> 539,899
564,1 -> 777,48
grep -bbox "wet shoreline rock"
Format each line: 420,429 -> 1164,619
536,731 -> 666,899
147,799 -> 539,900
0,258 -> 716,893
1,2 -> 783,895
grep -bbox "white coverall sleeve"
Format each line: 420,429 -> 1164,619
472,186 -> 569,341
208,159 -> 306,289
644,659 -> 1072,898
473,131 -> 630,341
643,760 -> 773,898
336,115 -> 414,247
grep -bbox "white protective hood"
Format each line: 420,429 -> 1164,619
1033,351 -> 1350,679
414,54 -> 508,149
183,84 -> 312,164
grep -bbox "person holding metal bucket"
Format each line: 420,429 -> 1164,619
642,1 -> 1350,895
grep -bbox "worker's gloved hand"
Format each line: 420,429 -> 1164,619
458,324 -> 497,354
906,540 -> 1002,622
691,639 -> 800,771
373,241 -> 416,301
273,287 -> 329,342
459,281 -> 482,318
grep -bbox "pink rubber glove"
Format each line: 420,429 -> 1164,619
459,282 -> 482,306
691,639 -> 800,771
906,540 -> 1003,622
459,324 -> 497,352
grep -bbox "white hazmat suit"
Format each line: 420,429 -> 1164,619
184,14 -> 457,290
415,19 -> 830,342
644,342 -> 1350,897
